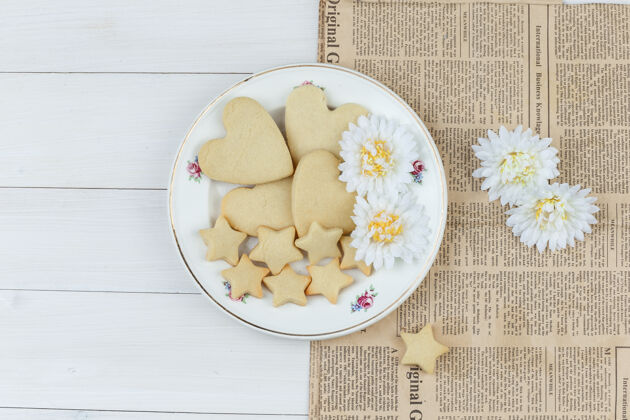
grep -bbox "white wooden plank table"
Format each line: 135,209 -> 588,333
0,1 -> 319,418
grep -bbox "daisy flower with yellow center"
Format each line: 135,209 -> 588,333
506,183 -> 598,252
472,126 -> 559,206
339,115 -> 419,197
351,192 -> 430,270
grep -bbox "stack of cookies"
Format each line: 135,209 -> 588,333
198,85 -> 371,307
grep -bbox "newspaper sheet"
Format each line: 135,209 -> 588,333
311,1 -> 630,419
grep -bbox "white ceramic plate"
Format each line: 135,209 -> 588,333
169,63 -> 447,340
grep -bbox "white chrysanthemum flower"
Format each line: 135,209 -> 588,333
339,115 -> 419,197
506,183 -> 598,253
350,192 -> 430,270
472,126 -> 559,206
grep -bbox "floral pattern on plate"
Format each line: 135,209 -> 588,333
350,285 -> 378,312
294,80 -> 325,90
187,156 -> 202,182
410,159 -> 425,184
224,281 -> 248,303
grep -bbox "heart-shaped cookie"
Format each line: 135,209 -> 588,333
285,85 -> 368,164
221,177 -> 293,237
199,97 -> 294,184
292,150 -> 356,237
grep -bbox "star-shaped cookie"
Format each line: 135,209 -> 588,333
339,236 -> 372,276
401,324 -> 449,374
306,258 -> 353,304
295,221 -> 342,264
199,215 -> 247,265
221,254 -> 269,299
250,226 -> 303,274
263,266 -> 311,307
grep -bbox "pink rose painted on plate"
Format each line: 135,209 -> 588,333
294,80 -> 325,91
357,293 -> 373,308
410,159 -> 425,184
351,285 -> 378,313
224,281 -> 248,303
187,156 -> 202,182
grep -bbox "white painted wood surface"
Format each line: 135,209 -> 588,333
0,290 -> 309,414
0,0 -> 318,418
0,73 -> 244,189
0,188 -> 194,293
0,0 -> 318,73
0,409 -> 304,420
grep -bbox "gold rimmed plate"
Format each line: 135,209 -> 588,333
168,63 -> 447,339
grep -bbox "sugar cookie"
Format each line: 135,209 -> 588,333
199,216 -> 246,266
306,258 -> 354,304
401,324 -> 449,374
222,177 -> 293,237
221,254 -> 269,299
339,236 -> 372,276
263,266 -> 311,307
198,97 -> 293,184
285,84 -> 368,163
295,221 -> 342,265
292,150 -> 356,237
250,226 -> 303,275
